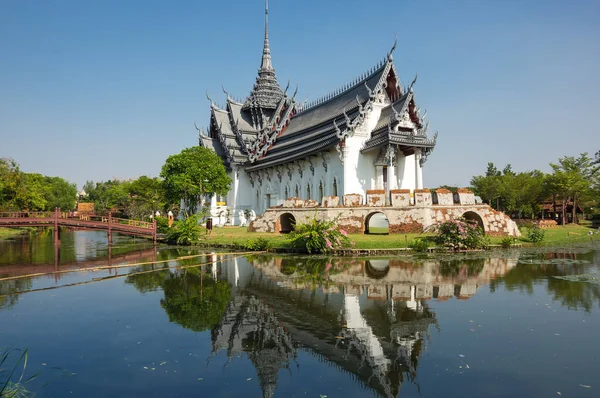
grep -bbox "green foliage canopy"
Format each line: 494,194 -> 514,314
160,147 -> 231,214
0,158 -> 77,211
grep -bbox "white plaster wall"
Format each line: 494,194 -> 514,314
230,148 -> 344,223
401,154 -> 417,191
343,101 -> 387,195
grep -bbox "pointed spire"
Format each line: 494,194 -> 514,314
243,0 -> 283,110
260,0 -> 272,71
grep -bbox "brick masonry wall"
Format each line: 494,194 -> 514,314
249,199 -> 521,237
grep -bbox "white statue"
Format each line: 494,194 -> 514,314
239,210 -> 247,227
249,209 -> 257,222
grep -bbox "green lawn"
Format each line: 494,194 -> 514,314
197,223 -> 599,250
508,223 -> 599,246
199,226 -> 429,249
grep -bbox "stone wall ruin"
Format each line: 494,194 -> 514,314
248,188 -> 520,237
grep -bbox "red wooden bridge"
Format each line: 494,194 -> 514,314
0,208 -> 157,244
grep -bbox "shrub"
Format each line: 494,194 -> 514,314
527,225 -> 545,244
155,217 -> 170,234
288,216 -> 352,254
432,218 -> 487,251
409,238 -> 431,252
501,236 -> 514,249
243,237 -> 270,251
165,214 -> 203,245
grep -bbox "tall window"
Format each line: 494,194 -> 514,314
307,183 -> 311,200
295,185 -> 299,198
333,178 -> 338,197
319,181 -> 324,201
284,186 -> 289,198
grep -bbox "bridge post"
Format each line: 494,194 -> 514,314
153,218 -> 157,246
54,207 -> 61,246
107,212 -> 112,245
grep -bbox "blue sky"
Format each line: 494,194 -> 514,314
1,0 -> 598,189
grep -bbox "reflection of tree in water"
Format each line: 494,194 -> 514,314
126,264 -> 232,332
160,270 -> 231,332
0,276 -> 32,309
491,249 -> 600,312
439,258 -> 485,278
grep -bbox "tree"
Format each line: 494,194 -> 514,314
43,176 -> 77,210
160,147 -> 231,215
86,180 -> 130,213
485,162 -> 501,177
549,153 -> 598,224
126,176 -> 165,219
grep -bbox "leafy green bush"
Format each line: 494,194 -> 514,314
433,219 -> 487,251
288,216 -> 352,254
243,237 -> 271,251
527,225 -> 545,244
155,217 -> 170,234
165,214 -> 203,245
409,238 -> 431,252
501,236 -> 514,248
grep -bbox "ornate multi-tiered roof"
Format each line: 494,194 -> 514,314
198,1 -> 437,171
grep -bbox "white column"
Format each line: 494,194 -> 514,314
231,167 -> 239,225
375,166 -> 384,189
396,151 -> 405,189
387,163 -> 396,190
415,149 -> 423,189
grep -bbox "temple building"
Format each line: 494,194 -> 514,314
198,1 -> 437,225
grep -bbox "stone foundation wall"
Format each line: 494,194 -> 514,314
414,189 -> 432,207
435,189 -> 454,206
366,190 -> 385,207
343,193 -> 363,207
390,189 -> 411,207
249,200 -> 520,237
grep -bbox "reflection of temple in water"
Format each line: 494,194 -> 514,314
208,255 -> 517,397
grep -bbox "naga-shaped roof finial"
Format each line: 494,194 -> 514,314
388,33 -> 397,60
283,80 -> 290,96
409,72 -> 418,91
206,90 -> 215,108
221,85 -> 231,101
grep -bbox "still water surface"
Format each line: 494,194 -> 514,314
1,231 -> 599,397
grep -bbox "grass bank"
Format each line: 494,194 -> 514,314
0,227 -> 28,240
196,226 -> 430,250
197,223 -> 599,251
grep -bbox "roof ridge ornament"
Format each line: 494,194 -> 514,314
409,73 -> 418,91
388,33 -> 397,60
206,90 -> 215,108
222,85 -> 231,101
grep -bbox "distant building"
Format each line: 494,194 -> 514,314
198,2 -> 437,225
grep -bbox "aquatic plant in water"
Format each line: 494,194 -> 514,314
0,348 -> 36,398
552,274 -> 600,285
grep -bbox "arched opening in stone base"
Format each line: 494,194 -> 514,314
365,259 -> 390,279
365,212 -> 390,234
276,213 -> 296,234
462,211 -> 485,232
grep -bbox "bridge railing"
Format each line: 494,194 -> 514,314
0,211 -> 155,231
0,211 -> 55,219
106,216 -> 154,230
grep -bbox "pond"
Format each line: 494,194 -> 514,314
1,231 -> 599,397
